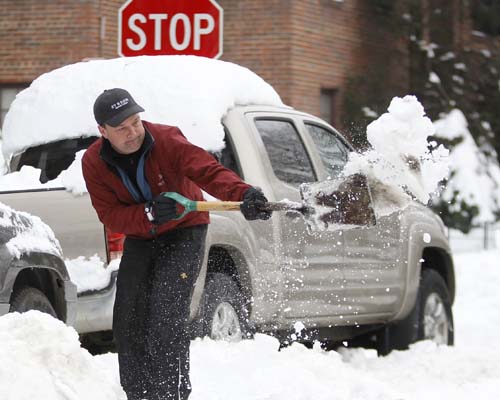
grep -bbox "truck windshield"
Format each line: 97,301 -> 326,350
14,136 -> 98,183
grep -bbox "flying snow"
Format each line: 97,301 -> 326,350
342,95 -> 449,216
302,95 -> 450,229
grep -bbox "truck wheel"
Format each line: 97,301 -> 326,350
377,269 -> 453,355
200,273 -> 253,342
9,286 -> 57,318
418,269 -> 454,345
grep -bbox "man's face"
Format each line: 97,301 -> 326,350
98,113 -> 146,154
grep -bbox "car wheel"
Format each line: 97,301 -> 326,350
9,286 -> 57,318
377,269 -> 453,355
200,273 -> 253,342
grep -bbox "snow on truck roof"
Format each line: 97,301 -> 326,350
2,55 -> 284,160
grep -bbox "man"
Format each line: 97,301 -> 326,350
82,88 -> 271,400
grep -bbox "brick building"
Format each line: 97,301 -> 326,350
0,0 -> 413,131
0,0 -> 482,133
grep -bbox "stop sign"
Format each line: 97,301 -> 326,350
118,0 -> 223,58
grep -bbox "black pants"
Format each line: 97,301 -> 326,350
113,225 -> 208,400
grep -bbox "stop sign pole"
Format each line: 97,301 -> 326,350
118,0 -> 223,58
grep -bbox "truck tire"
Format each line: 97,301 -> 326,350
418,269 -> 454,345
200,273 -> 253,342
9,286 -> 57,318
377,268 -> 453,355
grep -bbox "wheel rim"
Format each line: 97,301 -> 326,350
210,301 -> 242,342
423,292 -> 449,344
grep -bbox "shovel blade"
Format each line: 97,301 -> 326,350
299,173 -> 376,232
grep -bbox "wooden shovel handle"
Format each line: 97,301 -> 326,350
195,201 -> 242,212
194,201 -> 307,213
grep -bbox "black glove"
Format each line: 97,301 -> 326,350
145,193 -> 178,225
241,187 -> 272,221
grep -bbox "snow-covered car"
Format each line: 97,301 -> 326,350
0,202 -> 76,321
0,56 -> 455,354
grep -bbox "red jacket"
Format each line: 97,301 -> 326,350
82,121 -> 251,239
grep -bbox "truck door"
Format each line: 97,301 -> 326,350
303,122 -> 403,318
342,212 -> 403,318
249,115 -> 346,327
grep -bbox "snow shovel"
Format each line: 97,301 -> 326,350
161,174 -> 375,232
161,192 -> 312,218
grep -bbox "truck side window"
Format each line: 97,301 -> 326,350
16,136 -> 98,183
305,123 -> 349,179
211,130 -> 242,178
255,119 -> 315,184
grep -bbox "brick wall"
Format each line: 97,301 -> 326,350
290,0 -> 410,127
0,0 -> 409,130
219,0 -> 410,129
0,0 -> 102,83
99,0 -> 124,58
217,0 -> 293,108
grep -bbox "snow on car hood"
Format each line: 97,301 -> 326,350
0,201 -> 62,259
2,55 -> 284,160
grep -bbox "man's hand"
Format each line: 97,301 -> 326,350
145,194 -> 178,225
241,187 -> 272,221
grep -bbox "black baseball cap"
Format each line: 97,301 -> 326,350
93,88 -> 145,127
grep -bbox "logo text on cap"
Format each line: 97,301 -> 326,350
111,98 -> 130,110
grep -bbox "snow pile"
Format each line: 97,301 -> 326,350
0,311 -> 125,400
2,55 -> 284,160
0,201 -> 61,258
189,335 -> 397,399
65,256 -> 120,293
434,109 -> 500,223
343,95 -> 449,216
94,334 -> 500,399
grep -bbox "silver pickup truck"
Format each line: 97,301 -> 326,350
0,104 -> 455,355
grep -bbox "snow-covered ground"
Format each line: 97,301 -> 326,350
1,249 -> 499,400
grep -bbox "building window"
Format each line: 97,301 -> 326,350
320,88 -> 337,127
1,86 -> 26,128
471,0 -> 500,36
370,0 -> 395,16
